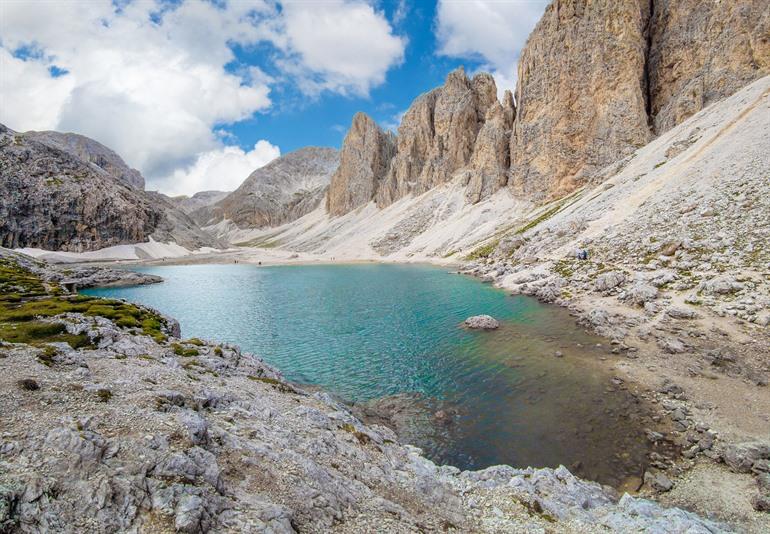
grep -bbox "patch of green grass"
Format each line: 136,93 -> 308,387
214,346 -> 223,356
187,338 -> 205,346
171,343 -> 199,357
553,259 -> 575,279
464,240 -> 499,261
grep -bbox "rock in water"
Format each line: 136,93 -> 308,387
464,315 -> 500,330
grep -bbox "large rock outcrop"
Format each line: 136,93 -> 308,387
196,147 -> 339,228
0,124 -> 222,252
0,125 -> 160,251
25,130 -> 145,189
326,113 -> 395,216
509,0 -> 770,201
377,68 -> 503,207
647,0 -> 770,133
509,0 -> 652,200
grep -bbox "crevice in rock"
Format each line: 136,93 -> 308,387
643,0 -> 656,132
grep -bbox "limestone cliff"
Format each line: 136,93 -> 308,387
647,0 -> 770,133
509,0 -> 652,200
25,130 -> 145,189
509,0 -> 770,200
377,68 -> 503,208
326,113 -> 395,216
196,147 -> 339,228
0,124 -> 222,251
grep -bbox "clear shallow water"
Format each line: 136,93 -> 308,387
84,263 -> 652,486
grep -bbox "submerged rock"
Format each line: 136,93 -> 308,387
464,315 -> 500,330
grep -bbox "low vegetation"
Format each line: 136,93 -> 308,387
0,256 -> 169,348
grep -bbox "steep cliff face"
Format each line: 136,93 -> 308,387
509,0 -> 652,200
376,68 -> 504,207
648,0 -> 770,133
509,0 -> 770,200
0,125 -> 160,251
25,130 -> 145,189
0,124 -> 223,252
197,147 -> 339,228
326,113 -> 395,216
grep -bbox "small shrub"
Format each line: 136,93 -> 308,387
95,388 -> 112,402
214,346 -> 223,356
17,378 -> 39,391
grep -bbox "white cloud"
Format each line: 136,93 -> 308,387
0,0 -> 273,189
279,0 -> 406,96
162,141 -> 281,197
435,0 -> 548,97
0,0 -> 405,194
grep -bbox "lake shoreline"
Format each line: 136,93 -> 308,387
42,246 -> 770,529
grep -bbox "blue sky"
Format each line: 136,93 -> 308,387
227,1 -> 474,152
0,0 -> 548,195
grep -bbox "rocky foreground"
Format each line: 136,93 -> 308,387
0,249 -> 731,533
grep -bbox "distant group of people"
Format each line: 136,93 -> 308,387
577,248 -> 589,260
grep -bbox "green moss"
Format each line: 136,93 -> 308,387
464,240 -> 499,261
171,343 -> 199,357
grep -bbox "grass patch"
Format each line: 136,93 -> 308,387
171,343 -> 199,357
0,257 -> 170,347
464,240 -> 499,261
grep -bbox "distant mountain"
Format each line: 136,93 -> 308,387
24,130 -> 145,189
192,147 -> 339,229
0,124 -> 223,252
170,191 -> 229,214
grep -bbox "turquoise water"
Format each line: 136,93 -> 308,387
84,263 -> 651,485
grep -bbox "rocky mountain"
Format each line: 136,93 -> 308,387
326,113 -> 396,216
193,147 -> 339,228
24,130 -> 145,189
0,124 -> 222,252
324,0 -> 769,215
509,0 -> 770,200
170,191 -> 229,214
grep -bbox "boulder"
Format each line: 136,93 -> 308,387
595,271 -> 626,293
722,442 -> 770,473
464,315 -> 500,330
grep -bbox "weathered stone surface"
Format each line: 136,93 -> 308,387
377,68 -> 506,207
648,0 -> 770,133
25,130 -> 145,189
723,442 -> 770,473
507,0 -> 769,201
464,315 -> 500,330
509,0 -> 651,200
327,113 -> 396,216
0,124 -> 222,251
0,124 -> 160,251
465,103 -> 511,204
196,147 -> 339,229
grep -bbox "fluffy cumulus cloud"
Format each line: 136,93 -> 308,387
279,0 -> 406,96
0,0 -> 405,194
435,0 -> 549,98
164,141 -> 280,197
